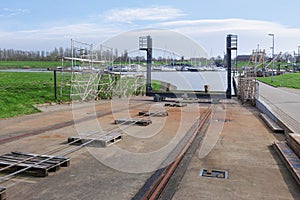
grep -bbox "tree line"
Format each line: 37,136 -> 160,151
0,47 -> 144,63
0,47 -> 73,61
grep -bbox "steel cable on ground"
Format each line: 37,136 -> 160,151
0,100 -> 153,173
0,106 -> 170,183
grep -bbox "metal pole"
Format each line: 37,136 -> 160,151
146,36 -> 152,95
139,35 -> 152,96
54,70 -> 57,101
268,34 -> 274,82
226,35 -> 232,99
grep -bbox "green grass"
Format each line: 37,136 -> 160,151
257,73 -> 300,89
151,80 -> 162,91
0,61 -> 71,69
0,71 -> 148,119
0,72 -> 69,119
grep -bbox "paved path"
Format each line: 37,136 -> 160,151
258,82 -> 300,133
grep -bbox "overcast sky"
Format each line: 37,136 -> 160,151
1,0 -> 300,57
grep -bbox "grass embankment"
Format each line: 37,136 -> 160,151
0,61 -> 71,69
0,71 -> 149,119
257,73 -> 300,89
0,72 -> 67,119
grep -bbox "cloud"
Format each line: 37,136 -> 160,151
158,18 -> 287,33
0,8 -> 30,17
102,6 -> 185,22
0,23 -> 123,50
1,16 -> 300,57
155,18 -> 300,55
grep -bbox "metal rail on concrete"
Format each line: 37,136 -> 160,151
137,105 -> 215,200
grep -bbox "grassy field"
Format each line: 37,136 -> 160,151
0,61 -> 71,69
0,71 -> 150,119
0,72 -> 67,118
257,73 -> 300,89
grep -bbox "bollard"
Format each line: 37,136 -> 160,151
204,85 -> 209,93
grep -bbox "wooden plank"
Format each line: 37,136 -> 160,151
68,132 -> 122,147
260,113 -> 284,133
0,187 -> 6,200
0,154 -> 64,168
273,141 -> 300,185
11,152 -> 70,167
0,160 -> 49,169
286,133 -> 300,158
138,111 -> 168,117
114,118 -> 152,126
12,152 -> 69,161
164,103 -> 187,107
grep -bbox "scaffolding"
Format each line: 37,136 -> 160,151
58,39 -> 146,102
237,77 -> 258,105
238,64 -> 258,105
237,48 -> 265,105
251,49 -> 266,77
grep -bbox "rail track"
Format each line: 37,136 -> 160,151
133,104 -> 215,200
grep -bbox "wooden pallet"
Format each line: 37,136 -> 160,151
164,103 -> 187,107
68,132 -> 122,147
114,118 -> 152,126
273,141 -> 300,185
0,152 -> 70,177
138,111 -> 168,117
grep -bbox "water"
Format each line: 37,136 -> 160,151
151,71 -> 228,92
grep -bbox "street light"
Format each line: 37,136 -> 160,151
268,33 -> 275,82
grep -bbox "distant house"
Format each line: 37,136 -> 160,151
236,55 -> 251,62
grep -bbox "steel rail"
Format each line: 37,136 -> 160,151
141,105 -> 215,200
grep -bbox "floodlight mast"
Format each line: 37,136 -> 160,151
139,35 -> 152,96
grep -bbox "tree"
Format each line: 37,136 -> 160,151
59,47 -> 64,58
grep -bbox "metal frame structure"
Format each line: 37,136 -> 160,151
69,39 -> 104,101
58,39 -> 146,102
139,35 -> 152,96
226,34 -> 238,99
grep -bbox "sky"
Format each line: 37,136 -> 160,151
1,0 -> 300,58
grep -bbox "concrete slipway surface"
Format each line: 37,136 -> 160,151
0,96 -> 299,199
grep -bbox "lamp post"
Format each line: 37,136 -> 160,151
268,33 -> 275,82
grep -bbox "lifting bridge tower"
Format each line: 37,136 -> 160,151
226,34 -> 238,99
139,35 -> 152,96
